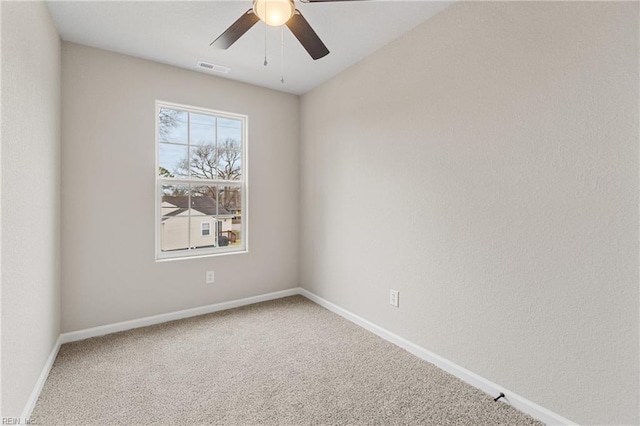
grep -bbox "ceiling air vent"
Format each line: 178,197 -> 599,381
197,61 -> 230,74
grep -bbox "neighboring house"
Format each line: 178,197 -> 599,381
161,195 -> 235,251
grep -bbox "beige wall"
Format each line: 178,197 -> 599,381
61,43 -> 299,332
1,1 -> 61,417
300,2 -> 639,424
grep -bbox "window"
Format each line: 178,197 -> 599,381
156,101 -> 247,260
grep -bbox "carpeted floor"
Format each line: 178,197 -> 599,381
33,296 -> 542,425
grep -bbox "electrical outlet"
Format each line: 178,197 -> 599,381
390,289 -> 399,307
206,271 -> 215,284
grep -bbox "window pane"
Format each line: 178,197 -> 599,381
159,143 -> 188,178
191,113 -> 216,126
190,113 -> 215,147
161,216 -> 190,252
191,217 -> 215,248
216,217 -> 235,247
161,184 -> 189,218
228,214 -> 242,247
217,118 -> 242,180
218,117 -> 242,133
188,143 -> 218,180
159,108 -> 187,144
218,185 -> 241,247
218,185 -> 241,216
160,184 -> 190,252
190,185 -> 218,216
217,128 -> 241,145
217,136 -> 242,180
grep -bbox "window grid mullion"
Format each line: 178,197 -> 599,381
215,115 -> 219,181
187,112 -> 192,250
158,178 -> 244,186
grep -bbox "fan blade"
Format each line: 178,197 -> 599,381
210,9 -> 260,49
286,10 -> 329,60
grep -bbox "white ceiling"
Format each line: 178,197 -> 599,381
46,1 -> 453,95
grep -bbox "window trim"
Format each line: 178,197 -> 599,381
201,221 -> 211,237
155,100 -> 249,261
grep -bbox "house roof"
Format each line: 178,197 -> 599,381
162,195 -> 232,216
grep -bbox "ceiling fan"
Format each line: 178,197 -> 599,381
210,0 -> 355,60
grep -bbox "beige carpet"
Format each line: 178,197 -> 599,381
33,296 -> 541,425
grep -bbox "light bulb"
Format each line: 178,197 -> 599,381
253,0 -> 294,27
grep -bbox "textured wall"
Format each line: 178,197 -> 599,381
1,1 -> 61,417
61,43 -> 299,332
300,2 -> 639,424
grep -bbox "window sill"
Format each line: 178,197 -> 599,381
155,249 -> 248,262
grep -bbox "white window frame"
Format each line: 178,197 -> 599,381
201,221 -> 211,237
155,101 -> 248,261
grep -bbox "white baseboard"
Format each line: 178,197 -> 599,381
20,335 -> 62,420
298,288 -> 576,426
24,286 -> 574,426
60,288 -> 299,344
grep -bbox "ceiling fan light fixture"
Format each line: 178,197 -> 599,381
253,0 -> 295,27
